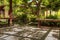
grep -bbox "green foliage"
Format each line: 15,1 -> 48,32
0,21 -> 8,24
42,0 -> 49,6
42,0 -> 60,11
46,14 -> 58,19
1,0 -> 60,26
22,0 -> 30,3
13,14 -> 28,24
20,14 -> 28,24
30,17 -> 37,22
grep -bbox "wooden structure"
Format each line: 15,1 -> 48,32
0,5 -> 5,18
0,0 -> 13,26
39,19 -> 60,22
37,19 -> 60,27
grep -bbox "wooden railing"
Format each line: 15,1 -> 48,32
37,19 -> 60,22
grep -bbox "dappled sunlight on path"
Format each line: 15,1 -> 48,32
0,26 -> 59,40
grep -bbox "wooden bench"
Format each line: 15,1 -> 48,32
37,19 -> 60,27
39,19 -> 60,22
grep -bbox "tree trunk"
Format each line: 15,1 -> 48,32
8,0 -> 12,26
36,0 -> 42,28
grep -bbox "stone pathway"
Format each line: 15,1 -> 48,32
0,26 -> 50,40
0,26 -> 59,40
45,29 -> 59,40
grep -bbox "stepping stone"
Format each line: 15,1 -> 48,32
0,38 -> 6,40
4,32 -> 17,34
0,35 -> 8,38
13,28 -> 23,32
4,36 -> 19,40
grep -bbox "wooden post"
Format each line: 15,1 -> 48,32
8,0 -> 12,26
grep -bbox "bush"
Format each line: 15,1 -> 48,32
13,14 -> 28,25
29,17 -> 37,26
41,14 -> 60,26
46,14 -> 58,19
30,17 -> 37,22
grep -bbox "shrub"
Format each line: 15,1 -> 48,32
46,14 -> 58,19
41,14 -> 59,26
13,14 -> 28,25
